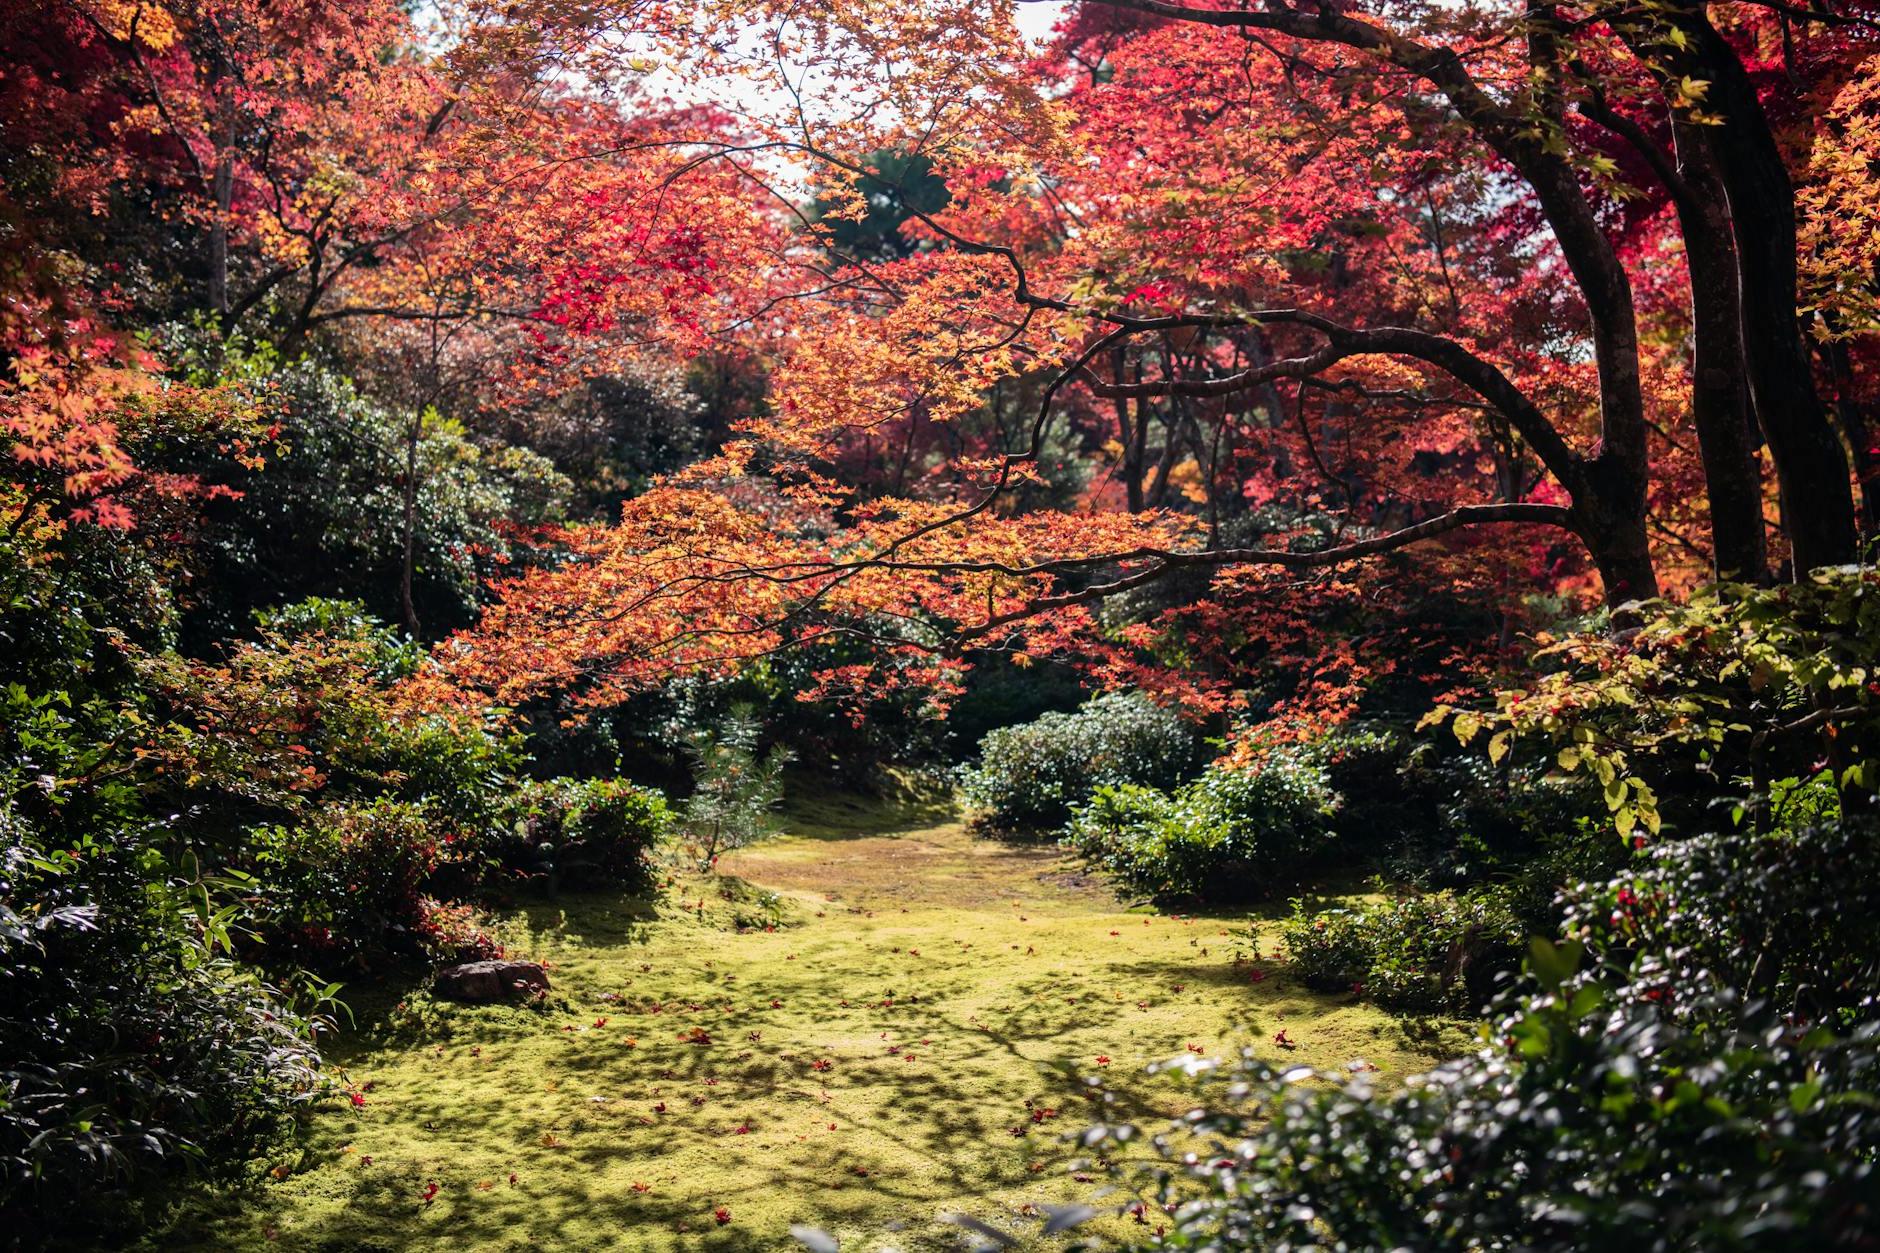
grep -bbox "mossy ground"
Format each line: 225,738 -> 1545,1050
155,797 -> 1455,1252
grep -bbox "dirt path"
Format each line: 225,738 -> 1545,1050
160,813 -> 1444,1252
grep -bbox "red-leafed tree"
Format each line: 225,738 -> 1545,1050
1,0 -> 788,624
417,0 -> 1880,722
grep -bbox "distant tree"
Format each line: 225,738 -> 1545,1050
810,150 -> 952,261
682,707 -> 791,869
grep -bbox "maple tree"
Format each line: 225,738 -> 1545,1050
11,3 -> 1880,1241
411,0 -> 1880,728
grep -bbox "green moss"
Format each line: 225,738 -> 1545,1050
153,807 -> 1449,1252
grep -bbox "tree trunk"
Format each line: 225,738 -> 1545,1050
1575,456 -> 1660,612
1680,6 -> 1856,574
399,410 -> 422,638
209,85 -> 235,316
1671,119 -> 1767,583
1820,320 -> 1880,537
1492,136 -> 1660,607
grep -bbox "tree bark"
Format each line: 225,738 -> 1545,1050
399,409 -> 422,638
209,85 -> 235,317
1678,4 -> 1857,574
1671,118 -> 1767,583
1820,318 -> 1880,537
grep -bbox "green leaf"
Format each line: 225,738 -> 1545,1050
1528,937 -> 1584,992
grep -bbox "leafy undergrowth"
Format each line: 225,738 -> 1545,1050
151,798 -> 1454,1252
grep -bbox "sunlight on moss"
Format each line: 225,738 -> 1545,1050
153,807 -> 1454,1252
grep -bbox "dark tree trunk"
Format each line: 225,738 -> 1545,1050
400,410 -> 421,638
1821,322 -> 1880,537
1576,454 -> 1660,610
1671,119 -> 1767,583
1490,122 -> 1660,607
1680,6 -> 1857,574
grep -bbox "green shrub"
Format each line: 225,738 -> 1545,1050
1275,903 -> 1373,991
1309,726 -> 1420,843
1,694 -> 322,1232
1064,751 -> 1338,901
1223,725 -> 1607,893
1,918 -> 322,1234
247,799 -> 449,966
1083,822 -> 1880,1250
187,349 -> 572,637
499,776 -> 671,885
1284,809 -> 1626,1016
1494,816 -> 1635,936
943,655 -> 1088,760
1283,889 -> 1525,1014
959,692 -> 1197,832
1356,749 -> 1605,890
1566,819 -> 1880,1027
1425,568 -> 1880,839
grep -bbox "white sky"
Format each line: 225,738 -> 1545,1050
1016,1 -> 1071,44
643,2 -> 1071,120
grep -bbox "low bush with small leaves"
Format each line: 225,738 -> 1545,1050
1082,821 -> 1880,1251
1064,750 -> 1339,902
959,692 -> 1197,833
412,896 -> 506,963
247,799 -> 450,967
1282,888 -> 1526,1014
498,776 -> 671,886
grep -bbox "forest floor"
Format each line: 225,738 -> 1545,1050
155,793 -> 1456,1252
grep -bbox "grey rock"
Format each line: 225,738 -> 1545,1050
433,959 -> 549,1003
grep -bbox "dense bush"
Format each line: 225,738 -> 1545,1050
0,329 -> 643,1239
499,776 -> 671,885
184,347 -> 572,638
1284,801 -> 1628,1015
1568,819 -> 1880,1027
1065,752 -> 1339,901
1,693 -> 323,1232
1305,724 -> 1607,890
247,800 -> 450,967
1426,568 -> 1880,839
1084,823 -> 1880,1250
943,654 -> 1088,761
1309,727 -> 1420,843
958,692 -> 1197,831
1282,888 -> 1525,1014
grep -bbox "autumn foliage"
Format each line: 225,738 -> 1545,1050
351,0 -> 1880,733
10,0 -> 1880,1243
